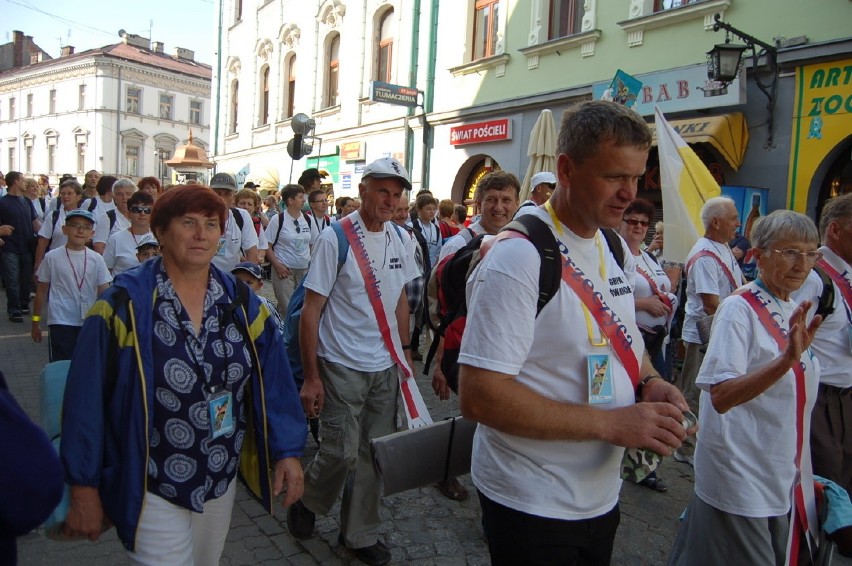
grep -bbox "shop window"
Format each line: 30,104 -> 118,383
376,9 -> 394,82
473,0 -> 500,60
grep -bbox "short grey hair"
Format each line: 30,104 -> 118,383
557,100 -> 651,165
112,178 -> 137,192
751,210 -> 819,250
819,193 -> 852,242
700,196 -> 735,229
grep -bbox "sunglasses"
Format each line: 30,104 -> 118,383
293,219 -> 301,233
622,218 -> 650,228
130,206 -> 153,214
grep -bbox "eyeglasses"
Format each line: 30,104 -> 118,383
130,206 -> 153,214
66,223 -> 93,231
769,248 -> 823,264
622,218 -> 650,228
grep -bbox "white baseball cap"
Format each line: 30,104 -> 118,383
531,171 -> 557,188
361,157 -> 411,191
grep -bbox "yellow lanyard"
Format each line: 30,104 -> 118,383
545,199 -> 608,346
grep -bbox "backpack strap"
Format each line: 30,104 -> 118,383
106,209 -> 117,231
87,198 -> 98,213
329,221 -> 350,270
47,208 -> 62,247
600,228 -> 625,271
813,263 -> 837,321
501,214 -> 562,315
230,207 -> 244,232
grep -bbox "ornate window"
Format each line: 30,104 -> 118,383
159,93 -> 174,120
190,100 -> 202,125
8,97 -> 15,120
127,87 -> 141,114
376,9 -> 394,82
229,79 -> 239,134
78,85 -> 85,111
325,33 -> 340,108
549,0 -> 584,38
284,55 -> 296,119
49,89 -> 56,114
258,65 -> 270,126
26,94 -> 33,118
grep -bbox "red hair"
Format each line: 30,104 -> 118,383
150,185 -> 227,236
138,176 -> 163,194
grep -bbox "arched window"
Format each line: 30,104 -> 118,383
285,55 -> 296,119
259,65 -> 270,126
230,79 -> 239,134
376,9 -> 394,82
325,33 -> 340,108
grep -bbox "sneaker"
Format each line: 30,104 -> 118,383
20,307 -> 30,314
286,500 -> 315,540
9,312 -> 23,323
673,448 -> 694,467
338,534 -> 391,566
638,475 -> 669,493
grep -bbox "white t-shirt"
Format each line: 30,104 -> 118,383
304,212 -> 419,372
438,222 -> 481,262
306,211 -> 331,246
30,197 -> 47,222
104,230 -> 153,275
682,237 -> 743,343
38,207 -> 71,251
634,250 -> 678,330
458,207 -> 642,521
110,210 -> 131,236
414,218 -> 442,267
695,282 -> 819,517
96,197 -> 116,212
36,246 -> 112,326
211,208 -> 259,272
265,211 -> 311,269
791,247 -> 852,388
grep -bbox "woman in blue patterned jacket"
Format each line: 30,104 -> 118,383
59,185 -> 306,564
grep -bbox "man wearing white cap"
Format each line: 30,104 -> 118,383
288,157 -> 419,566
517,171 -> 556,212
208,172 -> 259,271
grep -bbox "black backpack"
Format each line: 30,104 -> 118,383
813,265 -> 836,320
422,214 -> 563,391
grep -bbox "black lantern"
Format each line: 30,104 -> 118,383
707,42 -> 748,83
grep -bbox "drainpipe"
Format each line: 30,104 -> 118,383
420,0 -> 439,189
357,1 -> 368,127
115,67 -> 121,174
405,0 -> 422,181
213,0 -> 224,159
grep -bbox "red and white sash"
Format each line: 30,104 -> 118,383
339,217 -> 432,428
686,249 -> 739,289
735,287 -> 818,564
817,258 -> 852,312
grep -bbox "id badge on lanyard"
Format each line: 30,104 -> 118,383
206,384 -> 234,439
587,354 -> 613,404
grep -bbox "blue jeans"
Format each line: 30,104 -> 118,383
1,250 -> 33,315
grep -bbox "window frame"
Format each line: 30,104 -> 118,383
189,99 -> 202,125
78,84 -> 86,111
126,87 -> 142,114
77,142 -> 86,174
325,34 -> 340,109
159,93 -> 174,121
49,89 -> 56,114
26,93 -> 33,118
229,79 -> 239,135
125,145 -> 140,177
549,0 -> 584,40
472,0 -> 500,61
285,54 -> 296,120
9,97 -> 16,120
375,9 -> 394,83
259,65 -> 270,126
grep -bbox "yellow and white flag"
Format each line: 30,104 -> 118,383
654,107 -> 721,263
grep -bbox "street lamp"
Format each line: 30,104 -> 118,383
705,13 -> 779,147
155,147 -> 170,186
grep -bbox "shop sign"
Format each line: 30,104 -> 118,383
592,63 -> 746,117
370,81 -> 421,107
450,118 -> 512,146
340,141 -> 366,161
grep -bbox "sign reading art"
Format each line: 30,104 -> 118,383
340,141 -> 366,161
450,118 -> 512,146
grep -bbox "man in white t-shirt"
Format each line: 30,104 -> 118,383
288,157 -> 419,566
209,172 -> 259,271
792,193 -> 852,494
265,184 -> 312,315
678,196 -> 743,413
457,101 -> 690,565
516,170 -> 555,212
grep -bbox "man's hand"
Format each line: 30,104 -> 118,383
600,402 -> 687,456
0,224 -> 13,237
273,457 -> 304,508
31,322 -> 42,343
64,486 -> 105,541
636,296 -> 672,318
432,365 -> 451,400
300,376 -> 324,418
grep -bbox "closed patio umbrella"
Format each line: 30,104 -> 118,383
520,109 -> 558,202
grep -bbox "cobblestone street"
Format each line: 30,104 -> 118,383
5,285 -> 696,565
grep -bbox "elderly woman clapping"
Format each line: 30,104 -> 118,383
668,210 -> 823,565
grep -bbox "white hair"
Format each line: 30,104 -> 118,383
700,196 -> 735,229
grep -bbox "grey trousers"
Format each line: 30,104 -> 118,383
677,341 -> 705,411
667,495 -> 788,566
271,267 -> 308,316
301,359 -> 398,548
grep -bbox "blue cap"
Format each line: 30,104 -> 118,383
231,261 -> 262,280
65,209 -> 96,224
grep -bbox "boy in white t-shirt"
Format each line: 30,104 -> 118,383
31,209 -> 112,361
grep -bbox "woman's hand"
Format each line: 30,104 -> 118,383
785,301 -> 822,364
273,457 -> 304,508
636,296 -> 672,318
64,486 -> 105,541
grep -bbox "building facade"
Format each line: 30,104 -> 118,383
0,32 -> 212,186
211,0 -> 851,216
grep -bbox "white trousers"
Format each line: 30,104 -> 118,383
127,480 -> 236,566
